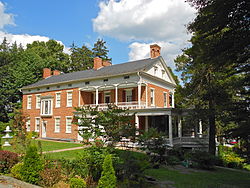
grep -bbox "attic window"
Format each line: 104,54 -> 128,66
162,70 -> 165,78
68,84 -> 72,87
154,66 -> 158,75
124,75 -> 130,79
57,85 -> 60,88
103,79 -> 108,82
85,81 -> 90,85
46,87 -> 50,90
37,88 -> 40,91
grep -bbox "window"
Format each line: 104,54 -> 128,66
41,99 -> 53,116
26,119 -> 30,132
36,95 -> 41,109
27,96 -> 32,109
67,91 -> 73,107
66,117 -> 72,133
68,84 -> 72,87
124,75 -> 130,79
169,93 -> 173,107
85,81 -> 90,85
154,66 -> 158,75
55,117 -> 60,133
35,118 -> 40,132
125,89 -> 133,102
150,89 -> 155,106
104,92 -> 111,103
103,78 -> 108,82
162,70 -> 165,78
163,92 -> 167,107
55,93 -> 61,108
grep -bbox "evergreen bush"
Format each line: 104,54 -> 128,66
11,162 -> 23,179
69,177 -> 86,188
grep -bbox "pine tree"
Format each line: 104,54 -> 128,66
92,39 -> 111,61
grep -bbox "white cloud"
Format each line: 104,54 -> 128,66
0,2 -> 15,29
93,0 -> 196,69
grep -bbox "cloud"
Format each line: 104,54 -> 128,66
93,0 -> 196,69
0,2 -> 15,29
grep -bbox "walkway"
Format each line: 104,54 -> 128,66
42,146 -> 85,154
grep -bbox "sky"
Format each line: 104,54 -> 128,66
0,0 -> 196,73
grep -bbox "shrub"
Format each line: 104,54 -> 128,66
0,150 -> 19,174
53,181 -> 70,188
11,162 -> 23,179
98,154 -> 117,188
40,160 -> 62,187
20,144 -> 44,185
69,177 -> 87,188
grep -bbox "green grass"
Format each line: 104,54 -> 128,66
145,167 -> 250,188
44,149 -> 86,160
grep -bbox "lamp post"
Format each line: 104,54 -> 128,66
2,126 -> 13,147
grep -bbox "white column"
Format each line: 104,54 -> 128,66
145,116 -> 149,131
135,115 -> 139,135
95,88 -> 99,106
178,116 -> 182,138
199,119 -> 203,137
145,84 -> 148,108
78,90 -> 81,107
115,85 -> 118,106
169,115 -> 173,146
172,92 -> 175,108
138,82 -> 141,108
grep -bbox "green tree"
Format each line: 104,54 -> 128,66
98,154 -> 117,188
92,39 -> 111,61
175,0 -> 249,155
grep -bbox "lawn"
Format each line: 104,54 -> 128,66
144,167 -> 250,188
2,139 -> 82,152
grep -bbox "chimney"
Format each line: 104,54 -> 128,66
53,70 -> 61,76
150,44 -> 161,58
43,68 -> 51,79
102,60 -> 112,67
93,57 -> 112,70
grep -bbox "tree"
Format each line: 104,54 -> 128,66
92,39 -> 111,61
175,0 -> 249,155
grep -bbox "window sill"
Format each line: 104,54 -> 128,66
54,131 -> 60,133
66,106 -> 72,108
66,132 -> 72,134
41,114 -> 52,117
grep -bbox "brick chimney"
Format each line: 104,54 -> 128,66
150,44 -> 161,58
93,57 -> 112,70
43,68 -> 51,79
53,70 -> 61,76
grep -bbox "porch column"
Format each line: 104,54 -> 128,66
169,115 -> 173,146
172,92 -> 175,108
135,115 -> 139,135
177,115 -> 182,138
114,84 -> 118,106
145,84 -> 148,108
138,82 -> 141,108
95,87 -> 99,106
198,119 -> 203,138
145,116 -> 149,131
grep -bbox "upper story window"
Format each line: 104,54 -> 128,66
169,93 -> 173,107
55,117 -> 60,133
162,70 -> 165,78
163,92 -> 167,107
35,118 -> 40,132
124,75 -> 130,79
41,98 -> 53,116
150,89 -> 155,106
67,91 -> 73,107
26,119 -> 30,132
85,81 -> 90,85
66,116 -> 72,133
125,89 -> 133,102
154,66 -> 158,75
104,92 -> 111,104
27,96 -> 32,109
36,95 -> 41,109
103,79 -> 108,82
55,92 -> 61,108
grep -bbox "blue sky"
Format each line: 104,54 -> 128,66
0,0 -> 196,72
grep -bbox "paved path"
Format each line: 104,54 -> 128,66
42,146 -> 85,154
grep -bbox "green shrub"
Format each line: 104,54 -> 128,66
69,177 -> 86,188
20,144 -> 44,185
11,162 -> 23,179
98,154 -> 117,188
0,150 -> 19,174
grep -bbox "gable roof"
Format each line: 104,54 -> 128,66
22,57 -> 161,89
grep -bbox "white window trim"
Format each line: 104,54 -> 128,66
55,92 -> 61,108
150,88 -> 155,106
66,90 -> 73,107
66,116 -> 73,133
163,92 -> 167,107
40,98 -> 53,116
36,94 -> 41,109
35,117 -> 40,132
54,116 -> 61,133
125,89 -> 133,102
104,92 -> 111,103
26,118 -> 31,132
27,95 -> 32,109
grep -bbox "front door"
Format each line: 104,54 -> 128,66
104,92 -> 111,104
42,121 -> 47,138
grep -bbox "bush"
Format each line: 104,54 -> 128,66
0,150 -> 19,174
20,144 -> 44,185
184,151 -> 217,170
40,160 -> 62,187
11,162 -> 23,179
69,177 -> 86,188
98,154 -> 117,188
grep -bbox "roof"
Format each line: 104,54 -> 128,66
22,57 -> 160,89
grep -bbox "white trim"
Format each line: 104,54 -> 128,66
40,98 -> 53,116
65,116 -> 73,134
163,92 -> 167,107
35,94 -> 41,109
26,118 -> 31,132
54,117 -> 61,133
66,91 -> 73,107
35,117 -> 40,132
150,88 -> 155,106
66,90 -> 73,92
55,92 -> 61,108
27,95 -> 32,109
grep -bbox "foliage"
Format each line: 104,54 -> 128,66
20,144 -> 44,184
69,177 -> 87,188
0,150 -> 19,174
98,154 -> 117,188
75,105 -> 136,146
184,150 -> 217,170
10,162 -> 23,180
40,160 -> 62,187
92,38 -> 111,61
